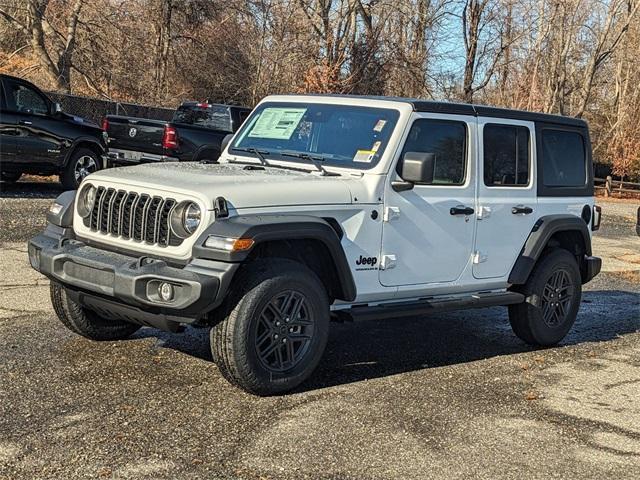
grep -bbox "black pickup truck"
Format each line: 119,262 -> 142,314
104,102 -> 251,165
0,74 -> 107,188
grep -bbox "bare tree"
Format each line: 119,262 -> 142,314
0,0 -> 84,92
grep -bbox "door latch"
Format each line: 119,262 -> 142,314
383,207 -> 400,222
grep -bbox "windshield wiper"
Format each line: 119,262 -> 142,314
231,147 -> 270,166
280,151 -> 340,176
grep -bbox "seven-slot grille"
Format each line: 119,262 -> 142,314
86,187 -> 183,247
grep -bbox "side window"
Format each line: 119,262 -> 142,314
483,124 -> 530,186
7,82 -> 49,115
541,130 -> 586,187
400,119 -> 467,185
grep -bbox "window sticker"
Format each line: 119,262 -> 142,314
373,119 -> 387,132
247,107 -> 307,140
354,149 -> 376,163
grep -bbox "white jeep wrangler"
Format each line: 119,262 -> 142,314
29,95 -> 602,395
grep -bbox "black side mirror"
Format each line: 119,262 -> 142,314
392,152 -> 436,192
221,133 -> 234,152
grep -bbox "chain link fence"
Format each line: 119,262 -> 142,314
46,92 -> 175,125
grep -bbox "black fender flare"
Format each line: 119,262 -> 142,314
192,214 -> 356,301
508,214 -> 592,285
63,137 -> 106,167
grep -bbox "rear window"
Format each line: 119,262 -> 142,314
542,130 -> 587,187
172,104 -> 232,132
483,124 -> 530,187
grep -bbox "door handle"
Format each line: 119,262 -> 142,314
19,120 -> 33,126
450,205 -> 474,216
512,205 -> 533,215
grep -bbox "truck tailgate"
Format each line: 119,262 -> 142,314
106,115 -> 167,155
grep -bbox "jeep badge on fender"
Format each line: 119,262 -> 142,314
28,94 -> 601,396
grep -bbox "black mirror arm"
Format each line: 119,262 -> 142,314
391,180 -> 414,192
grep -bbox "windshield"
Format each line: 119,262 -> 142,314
230,102 -> 400,169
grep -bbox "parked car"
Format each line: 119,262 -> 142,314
0,74 -> 107,189
29,94 -> 601,395
103,101 -> 251,165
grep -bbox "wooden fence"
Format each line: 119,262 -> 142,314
594,176 -> 640,197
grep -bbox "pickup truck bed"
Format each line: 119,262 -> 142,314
105,102 -> 251,165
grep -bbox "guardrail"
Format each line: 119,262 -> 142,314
595,176 -> 640,197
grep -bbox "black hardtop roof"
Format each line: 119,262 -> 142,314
286,93 -> 588,128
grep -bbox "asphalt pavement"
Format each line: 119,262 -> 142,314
0,178 -> 638,479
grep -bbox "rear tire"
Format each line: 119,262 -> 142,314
509,248 -> 582,346
210,259 -> 330,396
61,148 -> 100,189
1,171 -> 22,183
50,282 -> 140,341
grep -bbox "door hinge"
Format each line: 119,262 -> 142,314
477,206 -> 491,220
383,206 -> 400,222
380,254 -> 397,270
473,251 -> 488,264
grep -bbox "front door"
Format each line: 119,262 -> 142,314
473,119 -> 537,279
3,78 -> 63,167
379,114 -> 477,287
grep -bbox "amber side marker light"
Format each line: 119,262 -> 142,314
204,235 -> 255,252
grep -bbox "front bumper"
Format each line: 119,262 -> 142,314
29,230 -> 237,324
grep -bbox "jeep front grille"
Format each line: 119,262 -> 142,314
86,187 -> 182,247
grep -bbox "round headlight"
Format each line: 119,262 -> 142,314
77,184 -> 96,218
169,201 -> 202,238
183,202 -> 201,234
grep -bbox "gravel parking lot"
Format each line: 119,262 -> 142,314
1,178 -> 639,480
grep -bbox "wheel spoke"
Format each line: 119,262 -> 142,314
254,289 -> 315,373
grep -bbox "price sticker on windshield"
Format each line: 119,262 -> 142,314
248,108 -> 307,140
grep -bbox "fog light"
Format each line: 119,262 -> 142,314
158,282 -> 174,302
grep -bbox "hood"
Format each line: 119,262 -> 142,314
87,162 -> 355,209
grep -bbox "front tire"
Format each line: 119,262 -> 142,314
50,283 -> 140,340
211,259 -> 330,395
61,148 -> 100,189
509,248 -> 582,346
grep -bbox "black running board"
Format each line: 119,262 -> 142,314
335,291 -> 525,322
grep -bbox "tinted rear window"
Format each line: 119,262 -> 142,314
483,124 -> 530,186
542,130 -> 587,187
172,105 -> 232,131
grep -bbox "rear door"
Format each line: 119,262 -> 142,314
473,118 -> 537,279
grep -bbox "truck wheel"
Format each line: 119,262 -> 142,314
50,282 -> 140,340
61,148 -> 100,189
211,259 -> 330,395
508,248 -> 582,346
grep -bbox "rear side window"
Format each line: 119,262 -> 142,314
541,130 -> 586,187
172,104 -> 232,132
483,124 -> 530,186
400,119 -> 467,185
